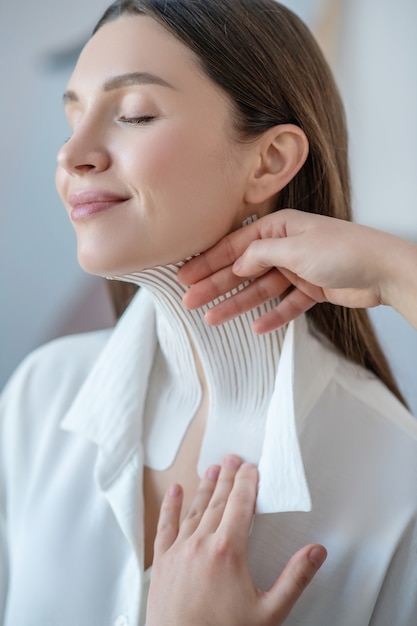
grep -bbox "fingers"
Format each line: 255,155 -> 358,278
265,543 -> 327,622
180,458 -> 258,543
183,265 -> 312,332
178,220 -> 263,286
197,455 -> 244,534
202,269 -> 291,326
155,458 -> 258,559
251,289 -> 317,334
177,464 -> 221,539
182,266 -> 250,311
153,483 -> 184,555
177,210 -> 298,288
232,238 -> 290,277
157,456 -> 250,552
218,462 -> 258,542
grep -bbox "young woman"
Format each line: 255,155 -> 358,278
1,1 -> 417,625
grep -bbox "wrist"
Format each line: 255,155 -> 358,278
379,235 -> 417,324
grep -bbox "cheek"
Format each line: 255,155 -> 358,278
123,125 -> 229,200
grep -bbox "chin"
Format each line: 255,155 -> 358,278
76,249 -> 122,278
76,238 -> 194,276
77,251 -> 155,277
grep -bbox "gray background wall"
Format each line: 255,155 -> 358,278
1,0 -> 416,413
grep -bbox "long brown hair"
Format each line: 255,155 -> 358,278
96,0 -> 406,404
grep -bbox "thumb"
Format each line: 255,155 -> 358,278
264,544 -> 327,621
233,237 -> 301,278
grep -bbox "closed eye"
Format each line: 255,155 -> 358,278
119,115 -> 156,125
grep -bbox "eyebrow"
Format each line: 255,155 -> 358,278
63,71 -> 176,103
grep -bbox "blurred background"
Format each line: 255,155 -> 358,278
1,0 -> 416,413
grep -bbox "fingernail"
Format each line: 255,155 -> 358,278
206,465 -> 220,480
239,462 -> 257,472
168,484 -> 182,497
308,546 -> 327,569
223,455 -> 241,469
233,258 -> 242,273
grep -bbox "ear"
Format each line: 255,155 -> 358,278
244,124 -> 309,204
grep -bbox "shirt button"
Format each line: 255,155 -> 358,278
114,616 -> 129,626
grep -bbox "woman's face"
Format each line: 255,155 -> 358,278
56,15 -> 260,276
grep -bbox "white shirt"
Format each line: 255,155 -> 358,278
1,267 -> 417,625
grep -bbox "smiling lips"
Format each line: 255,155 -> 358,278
69,190 -> 130,220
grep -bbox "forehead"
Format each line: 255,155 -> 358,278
68,15 -> 203,92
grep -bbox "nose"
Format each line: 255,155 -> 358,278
57,123 -> 111,176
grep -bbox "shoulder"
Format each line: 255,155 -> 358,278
23,328 -> 111,372
302,318 -> 417,444
332,353 -> 417,441
0,328 -> 112,419
8,328 -> 110,379
0,329 -> 113,495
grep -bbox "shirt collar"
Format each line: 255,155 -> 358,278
61,288 -> 157,489
61,273 -> 338,514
